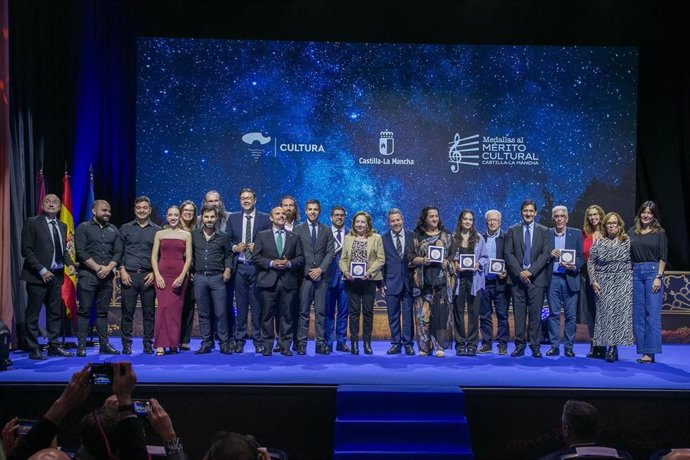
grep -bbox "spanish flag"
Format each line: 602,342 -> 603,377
59,173 -> 77,319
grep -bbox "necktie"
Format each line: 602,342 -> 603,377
245,214 -> 252,258
395,232 -> 403,258
50,221 -> 63,265
523,225 -> 531,268
336,229 -> 342,244
311,224 -> 317,248
276,230 -> 283,257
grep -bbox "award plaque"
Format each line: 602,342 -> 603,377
488,258 -> 506,275
427,245 -> 445,263
459,254 -> 476,271
559,249 -> 576,265
350,262 -> 367,279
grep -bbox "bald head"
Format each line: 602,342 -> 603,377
41,194 -> 62,218
28,448 -> 71,460
91,200 -> 112,225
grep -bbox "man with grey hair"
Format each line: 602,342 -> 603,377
198,190 -> 230,232
545,205 -> 583,357
478,210 -> 510,354
381,208 -> 415,355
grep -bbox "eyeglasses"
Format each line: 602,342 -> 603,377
606,222 -> 620,226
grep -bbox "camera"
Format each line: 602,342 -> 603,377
132,399 -> 151,416
15,419 -> 36,438
90,362 -> 114,386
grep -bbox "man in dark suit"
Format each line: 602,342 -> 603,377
504,199 -> 552,357
20,194 -> 75,359
478,209 -> 511,355
74,200 -> 123,357
252,207 -> 304,356
381,208 -> 415,355
538,400 -> 633,460
293,199 -> 335,355
227,187 -> 272,353
545,206 -> 584,358
325,206 -> 349,352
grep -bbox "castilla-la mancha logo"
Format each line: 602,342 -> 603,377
379,130 -> 394,156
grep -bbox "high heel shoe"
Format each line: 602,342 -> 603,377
363,342 -> 373,355
351,341 -> 359,355
586,339 -> 595,358
636,354 -> 655,364
156,348 -> 165,356
605,345 -> 618,363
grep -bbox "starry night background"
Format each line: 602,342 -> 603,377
137,38 -> 637,231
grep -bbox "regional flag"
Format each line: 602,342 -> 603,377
59,173 -> 77,319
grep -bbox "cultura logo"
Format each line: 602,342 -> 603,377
242,132 -> 272,161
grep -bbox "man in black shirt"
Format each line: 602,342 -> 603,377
74,200 -> 123,357
118,196 -> 160,355
192,205 -> 234,354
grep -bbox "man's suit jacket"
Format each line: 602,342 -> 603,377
504,221 -> 552,288
252,228 -> 305,290
227,210 -> 272,268
21,215 -> 73,284
482,229 -> 509,293
546,226 -> 584,292
293,221 -> 335,281
339,233 -> 386,281
381,229 -> 414,296
329,227 -> 348,288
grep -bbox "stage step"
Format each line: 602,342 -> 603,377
333,385 -> 473,460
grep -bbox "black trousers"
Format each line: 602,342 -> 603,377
120,271 -> 156,344
346,280 -> 377,342
77,272 -> 113,344
24,272 -> 64,350
512,282 -> 545,349
259,277 -> 297,350
453,276 -> 482,349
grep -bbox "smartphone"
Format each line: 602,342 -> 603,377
132,399 -> 151,416
15,419 -> 36,437
90,362 -> 114,386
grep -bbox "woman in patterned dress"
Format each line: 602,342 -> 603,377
587,212 -> 634,362
409,206 -> 456,357
339,211 -> 385,355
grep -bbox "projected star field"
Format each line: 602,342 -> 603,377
137,39 -> 637,230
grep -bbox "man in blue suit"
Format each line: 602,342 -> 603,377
325,206 -> 349,352
294,199 -> 335,355
504,199 -> 552,358
381,208 -> 415,355
252,207 -> 305,356
545,206 -> 584,357
227,188 -> 272,354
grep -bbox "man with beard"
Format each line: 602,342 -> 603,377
74,200 -> 123,357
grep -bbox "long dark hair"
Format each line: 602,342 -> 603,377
633,200 -> 664,234
454,209 -> 480,249
414,206 -> 445,234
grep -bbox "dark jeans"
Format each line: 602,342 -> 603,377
120,271 -> 156,344
77,272 -> 113,344
325,280 -> 349,345
194,273 -> 230,346
346,280 -> 376,342
479,280 -> 510,345
453,276 -> 481,349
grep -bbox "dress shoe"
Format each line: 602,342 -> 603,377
76,343 -> 86,357
262,348 -> 272,356
478,343 -> 493,354
292,343 -> 298,352
220,343 -> 234,354
234,342 -> 245,353
404,345 -> 415,355
466,347 -> 477,357
100,344 -> 120,355
351,342 -> 359,355
336,343 -> 350,353
143,342 -> 154,354
363,342 -> 373,355
316,344 -> 330,355
605,345 -> 618,363
280,349 -> 293,357
255,344 -> 266,354
386,344 -> 402,355
297,344 -> 307,355
564,348 -> 575,358
273,344 -> 281,353
29,349 -> 46,360
546,347 -> 560,357
195,344 -> 212,355
48,346 -> 74,357
455,347 -> 466,356
531,347 -> 542,358
498,344 -> 508,355
511,346 -> 526,357
179,344 -> 191,351
122,343 -> 132,355
168,347 -> 179,354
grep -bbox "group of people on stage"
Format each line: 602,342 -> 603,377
20,188 -> 667,363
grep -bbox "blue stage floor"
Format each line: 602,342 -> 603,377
2,339 -> 690,390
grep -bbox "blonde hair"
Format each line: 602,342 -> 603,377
602,212 -> 628,243
583,205 -> 605,236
